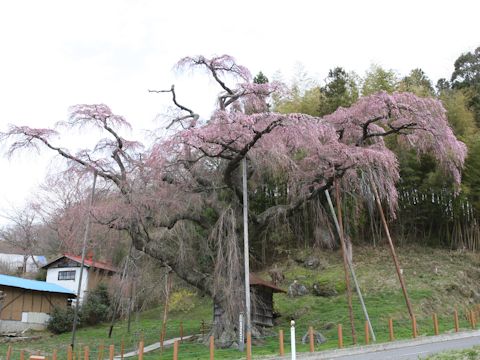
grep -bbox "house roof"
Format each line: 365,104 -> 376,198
42,254 -> 117,273
0,274 -> 76,296
250,273 -> 286,293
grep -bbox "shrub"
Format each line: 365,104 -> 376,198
81,283 -> 112,326
169,289 -> 196,313
47,307 -> 77,334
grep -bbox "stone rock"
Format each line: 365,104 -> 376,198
301,331 -> 327,345
321,322 -> 335,330
303,256 -> 320,269
312,282 -> 338,297
288,280 -> 309,297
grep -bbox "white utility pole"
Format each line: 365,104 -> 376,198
71,171 -> 97,348
242,157 -> 251,352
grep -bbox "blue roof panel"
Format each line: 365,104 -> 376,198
0,274 -> 75,295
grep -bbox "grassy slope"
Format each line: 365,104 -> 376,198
2,245 -> 480,359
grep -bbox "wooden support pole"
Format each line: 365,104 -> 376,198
371,180 -> 415,320
279,330 -> 285,356
337,324 -> 343,348
83,346 -> 89,360
412,316 -> 417,338
161,271 -> 173,351
334,182 -> 357,344
109,345 -> 114,360
246,332 -> 252,360
180,321 -> 184,342
172,340 -> 179,360
309,326 -> 314,352
6,345 -> 12,360
454,309 -> 459,332
470,310 -> 476,329
52,349 -> 57,360
365,321 -> 370,345
20,350 -> 25,360
138,341 -> 144,360
209,336 -> 214,360
433,313 -> 439,335
388,318 -> 394,341
67,346 -> 73,360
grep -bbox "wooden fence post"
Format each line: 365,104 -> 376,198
109,345 -> 114,360
308,326 -> 314,352
52,349 -> 57,360
433,313 -> 439,335
83,346 -> 89,360
120,340 -> 124,360
67,346 -> 73,360
97,344 -> 104,360
412,316 -> 417,338
20,350 -> 25,360
337,324 -> 343,348
388,318 -> 394,341
246,332 -> 252,360
173,340 -> 179,360
365,321 -> 370,345
180,321 -> 184,342
470,310 -> 476,329
6,345 -> 12,360
209,335 -> 214,360
279,330 -> 285,356
454,309 -> 459,332
138,341 -> 144,360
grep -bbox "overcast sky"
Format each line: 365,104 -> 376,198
0,0 -> 478,224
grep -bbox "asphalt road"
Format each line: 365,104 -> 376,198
323,335 -> 480,359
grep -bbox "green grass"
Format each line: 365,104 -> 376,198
423,346 -> 480,359
2,245 -> 480,359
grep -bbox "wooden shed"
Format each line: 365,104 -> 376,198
0,274 -> 75,332
214,273 -> 286,328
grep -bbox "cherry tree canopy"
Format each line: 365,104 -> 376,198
0,55 -> 467,339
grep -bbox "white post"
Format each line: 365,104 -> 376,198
238,312 -> 244,352
290,320 -> 296,360
242,158 -> 252,353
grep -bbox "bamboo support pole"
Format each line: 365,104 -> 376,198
365,321 -> 370,345
246,332 -> 252,360
338,324 -> 343,348
309,326 -> 314,352
325,186 -> 376,342
109,345 -> 114,360
454,309 -> 459,332
279,330 -> 285,356
433,313 -> 439,335
388,318 -> 394,341
209,336 -> 214,360
370,180 -> 415,320
173,340 -> 178,360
